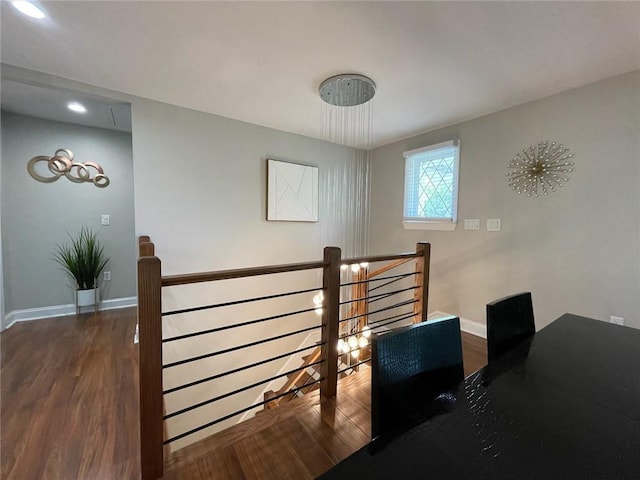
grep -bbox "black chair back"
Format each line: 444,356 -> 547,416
486,292 -> 535,362
371,316 -> 464,445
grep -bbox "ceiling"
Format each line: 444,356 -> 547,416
1,1 -> 639,146
1,79 -> 132,132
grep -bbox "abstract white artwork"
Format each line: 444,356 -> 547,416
267,159 -> 319,222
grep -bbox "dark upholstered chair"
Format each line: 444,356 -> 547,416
371,316 -> 464,445
486,292 -> 535,363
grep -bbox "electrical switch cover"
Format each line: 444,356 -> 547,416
487,219 -> 501,231
610,316 -> 624,326
464,219 -> 480,230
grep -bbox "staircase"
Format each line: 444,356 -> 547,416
259,258 -> 411,413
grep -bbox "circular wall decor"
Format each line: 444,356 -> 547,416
507,141 -> 574,197
27,148 -> 110,188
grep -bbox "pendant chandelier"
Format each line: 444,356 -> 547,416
319,73 -> 376,149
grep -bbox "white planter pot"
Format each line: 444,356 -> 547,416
77,287 -> 100,307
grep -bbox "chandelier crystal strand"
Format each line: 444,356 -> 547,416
319,74 -> 374,258
507,141 -> 574,197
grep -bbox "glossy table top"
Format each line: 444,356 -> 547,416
319,314 -> 640,480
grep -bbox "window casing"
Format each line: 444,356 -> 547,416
403,140 -> 460,231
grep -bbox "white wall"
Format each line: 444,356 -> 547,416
1,112 -> 136,321
370,71 -> 640,330
131,99 -> 370,449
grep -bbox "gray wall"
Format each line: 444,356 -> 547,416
131,99 -> 370,448
1,112 -> 136,319
132,99 -> 369,271
370,71 -> 640,329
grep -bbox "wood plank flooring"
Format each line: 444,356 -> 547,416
1,308 -> 140,480
1,308 -> 486,479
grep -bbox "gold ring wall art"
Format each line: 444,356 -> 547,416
27,148 -> 110,188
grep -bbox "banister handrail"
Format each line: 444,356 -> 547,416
341,251 -> 423,265
366,257 -> 413,279
161,260 -> 325,286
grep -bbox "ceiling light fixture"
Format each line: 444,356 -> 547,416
67,102 -> 87,114
12,1 -> 45,19
318,73 -> 375,259
319,73 -> 375,149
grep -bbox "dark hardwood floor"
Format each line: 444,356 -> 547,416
1,308 -> 486,479
1,308 -> 140,479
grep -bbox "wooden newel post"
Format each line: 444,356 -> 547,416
138,235 -> 155,258
413,242 -> 431,324
139,242 -> 155,257
138,256 -> 164,480
320,246 -> 341,400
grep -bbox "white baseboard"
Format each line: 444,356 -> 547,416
460,317 -> 487,339
430,310 -> 487,339
3,296 -> 137,330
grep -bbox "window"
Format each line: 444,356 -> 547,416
403,139 -> 460,231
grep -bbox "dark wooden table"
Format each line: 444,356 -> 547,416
319,314 -> 640,479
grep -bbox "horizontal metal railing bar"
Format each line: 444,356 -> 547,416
366,309 -> 415,327
163,324 -> 321,368
164,376 -> 323,445
161,260 -> 325,287
164,358 -> 325,420
368,307 -> 417,327
340,272 -> 417,289
338,285 -> 418,306
338,310 -> 415,341
338,298 -> 418,324
163,286 -> 320,317
369,312 -> 418,330
163,342 -> 324,395
338,309 -> 370,324
341,251 -> 422,266
337,359 -> 370,375
368,285 -> 419,304
369,274 -> 415,293
163,306 -> 319,342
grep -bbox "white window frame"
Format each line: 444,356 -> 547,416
402,139 -> 460,231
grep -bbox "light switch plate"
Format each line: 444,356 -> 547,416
487,218 -> 501,231
610,316 -> 624,326
101,214 -> 110,226
464,219 -> 480,230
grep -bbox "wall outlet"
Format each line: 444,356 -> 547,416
487,218 -> 501,231
101,214 -> 110,226
464,219 -> 480,230
610,316 -> 624,326
104,271 -> 111,281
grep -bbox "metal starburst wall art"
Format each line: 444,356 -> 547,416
507,141 -> 574,197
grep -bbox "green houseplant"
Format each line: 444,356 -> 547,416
54,227 -> 109,306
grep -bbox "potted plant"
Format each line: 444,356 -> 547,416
53,226 -> 110,310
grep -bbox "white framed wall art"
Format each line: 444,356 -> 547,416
267,159 -> 319,222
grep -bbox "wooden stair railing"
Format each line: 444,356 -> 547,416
263,243 -> 430,410
137,236 -> 163,480
138,238 -> 430,480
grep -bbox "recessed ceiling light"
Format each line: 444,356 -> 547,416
68,102 -> 87,113
12,1 -> 45,19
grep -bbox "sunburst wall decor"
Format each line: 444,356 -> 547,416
507,141 -> 574,197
